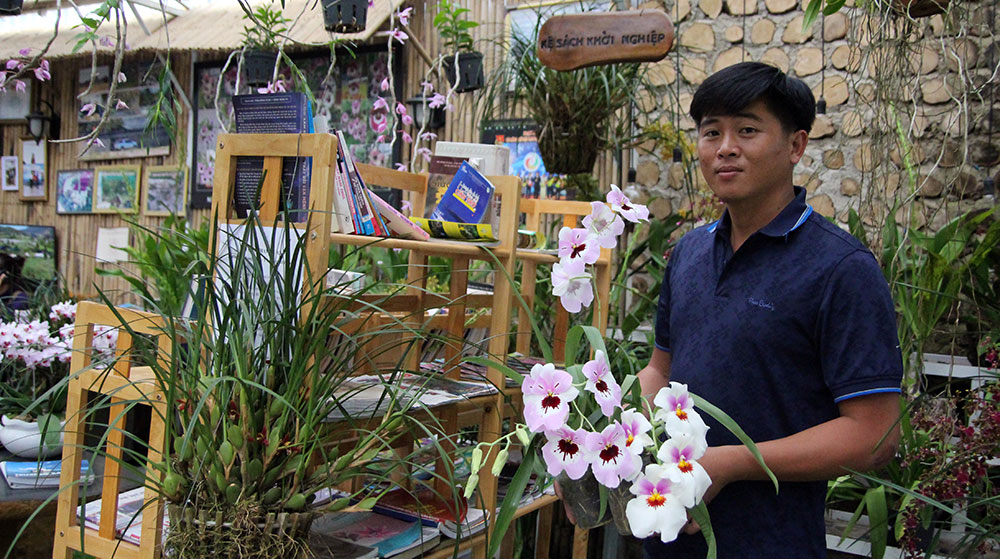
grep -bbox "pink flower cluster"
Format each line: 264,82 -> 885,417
0,302 -> 117,372
1,48 -> 51,93
552,185 -> 649,312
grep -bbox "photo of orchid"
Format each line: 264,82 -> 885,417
56,169 -> 94,214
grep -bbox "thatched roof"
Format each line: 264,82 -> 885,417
0,0 -> 406,60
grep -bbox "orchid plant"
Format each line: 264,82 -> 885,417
467,187 -> 774,558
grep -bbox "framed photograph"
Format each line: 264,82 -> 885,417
20,137 -> 47,201
143,165 -> 188,216
1,155 -> 18,191
56,169 -> 95,214
94,165 -> 141,213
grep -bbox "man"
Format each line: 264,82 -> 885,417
639,62 -> 903,558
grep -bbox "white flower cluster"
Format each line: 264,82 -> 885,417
0,302 -> 117,371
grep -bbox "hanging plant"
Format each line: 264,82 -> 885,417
434,0 -> 483,93
240,1 -> 289,86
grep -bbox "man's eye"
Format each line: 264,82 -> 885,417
740,127 -> 757,134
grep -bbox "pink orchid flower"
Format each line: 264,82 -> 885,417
585,422 -> 640,488
582,201 -> 625,249
607,184 -> 650,223
380,77 -> 389,91
557,226 -> 600,264
390,29 -> 408,43
397,6 -> 412,25
620,409 -> 654,454
428,93 -> 447,109
522,363 -> 579,433
401,131 -> 412,143
656,434 -> 712,506
542,427 -> 592,480
115,99 -> 129,110
653,382 -> 709,442
582,350 -> 622,417
372,97 -> 389,112
80,103 -> 97,117
551,257 -> 593,313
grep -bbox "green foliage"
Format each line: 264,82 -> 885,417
239,1 -> 290,51
96,214 -> 211,318
802,0 -> 849,29
434,0 -> 479,53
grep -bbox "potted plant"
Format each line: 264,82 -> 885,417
0,300 -> 117,458
240,1 -> 289,86
435,0 -> 483,93
74,215 -> 456,559
0,0 -> 22,16
478,25 -> 649,200
322,0 -> 367,33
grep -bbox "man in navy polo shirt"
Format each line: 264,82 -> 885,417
639,62 -> 903,558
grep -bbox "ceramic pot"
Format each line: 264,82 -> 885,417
0,415 -> 64,458
555,471 -> 611,530
322,0 -> 367,33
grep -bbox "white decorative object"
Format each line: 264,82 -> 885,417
0,415 -> 64,458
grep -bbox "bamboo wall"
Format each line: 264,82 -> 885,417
0,53 -> 193,302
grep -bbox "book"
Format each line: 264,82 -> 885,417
438,507 -> 486,539
410,217 -> 497,242
372,484 -> 468,527
312,510 -> 434,558
433,142 -> 510,176
337,130 -> 382,236
425,155 -> 467,218
79,486 -> 170,545
231,93 -> 313,223
335,141 -> 362,234
430,162 -> 495,225
309,533 -> 378,559
368,189 -> 430,241
1,459 -> 94,489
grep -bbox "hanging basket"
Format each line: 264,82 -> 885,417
0,0 -> 22,15
322,0 -> 367,33
165,503 -> 315,559
555,471 -> 612,530
443,52 -> 485,93
892,0 -> 949,18
537,123 -> 601,176
244,50 -> 277,87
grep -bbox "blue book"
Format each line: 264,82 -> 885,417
429,162 -> 495,224
1,459 -> 92,488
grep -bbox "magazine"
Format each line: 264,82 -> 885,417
0,459 -> 94,489
79,486 -> 170,545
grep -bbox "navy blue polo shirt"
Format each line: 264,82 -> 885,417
646,187 -> 902,559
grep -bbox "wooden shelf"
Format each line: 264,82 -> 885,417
420,495 -> 560,559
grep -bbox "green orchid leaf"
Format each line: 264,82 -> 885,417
486,440 -> 537,558
689,501 -> 717,559
692,394 -> 778,492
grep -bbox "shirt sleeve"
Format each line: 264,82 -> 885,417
654,244 -> 675,353
817,249 -> 903,402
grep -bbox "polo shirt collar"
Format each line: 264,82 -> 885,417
706,186 -> 812,239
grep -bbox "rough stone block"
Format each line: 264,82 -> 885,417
725,0 -> 758,15
808,194 -> 835,217
831,44 -> 862,72
813,76 -> 850,106
681,58 -> 708,85
765,0 -> 797,14
699,0 -> 721,18
823,12 -> 848,41
636,160 -> 662,187
761,47 -> 790,72
809,115 -> 836,139
724,25 -> 744,43
841,111 -> 864,137
841,177 -> 860,196
920,77 -> 951,104
823,149 -> 845,169
782,15 -> 814,44
714,47 -> 752,72
853,143 -> 876,172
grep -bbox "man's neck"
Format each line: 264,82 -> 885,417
726,186 -> 796,252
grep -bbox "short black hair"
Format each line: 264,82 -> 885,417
690,62 -> 816,133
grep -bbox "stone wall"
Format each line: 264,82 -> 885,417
631,0 -> 998,234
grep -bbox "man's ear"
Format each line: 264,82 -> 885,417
789,130 -> 808,165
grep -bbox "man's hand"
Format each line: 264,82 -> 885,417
553,480 -> 576,524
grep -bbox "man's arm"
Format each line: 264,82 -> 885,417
697,392 -> 901,499
637,347 -> 672,403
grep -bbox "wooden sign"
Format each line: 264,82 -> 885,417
537,10 -> 674,72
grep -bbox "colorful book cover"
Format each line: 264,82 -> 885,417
336,130 -> 376,235
368,189 -> 430,241
425,155 -> 467,218
322,511 -> 422,557
430,162 -> 495,225
372,485 -> 467,527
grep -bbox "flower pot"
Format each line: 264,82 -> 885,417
322,0 -> 367,33
166,503 -> 315,559
608,482 -> 635,536
243,50 -> 277,87
0,0 -> 22,15
0,415 -> 64,458
556,471 -> 611,530
443,52 -> 485,94
892,0 -> 948,18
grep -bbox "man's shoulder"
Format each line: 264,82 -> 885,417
800,212 -> 874,261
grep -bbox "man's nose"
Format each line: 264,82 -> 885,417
717,131 -> 739,157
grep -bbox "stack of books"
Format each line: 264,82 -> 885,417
311,510 -> 440,559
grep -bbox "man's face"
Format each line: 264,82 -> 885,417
696,99 -> 806,205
